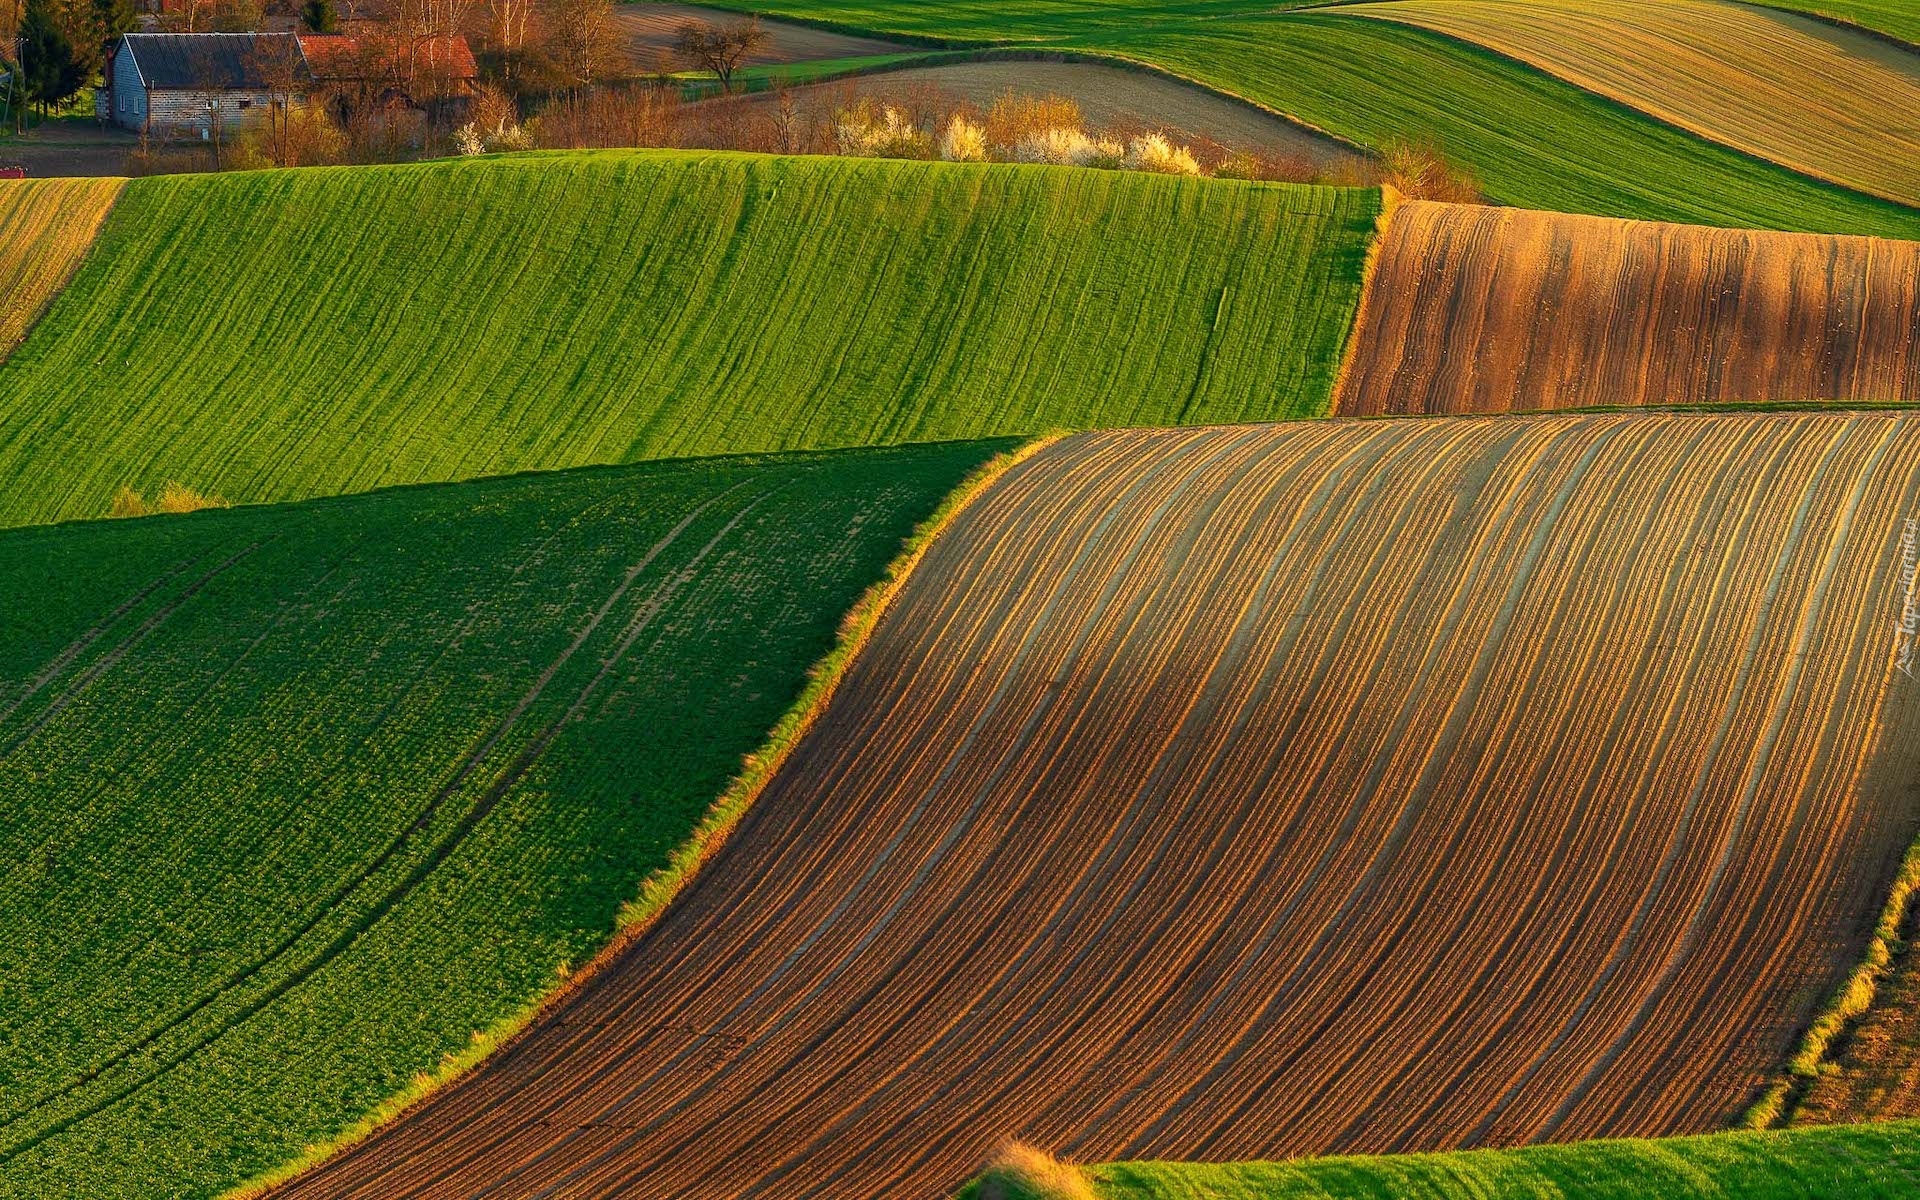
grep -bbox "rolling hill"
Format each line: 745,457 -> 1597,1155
747,2 -> 1920,237
1333,201 -> 1920,415
1363,0 -> 1920,209
0,151 -> 1373,530
1751,0 -> 1920,49
0,438 -> 1004,1200
264,413 -> 1920,1200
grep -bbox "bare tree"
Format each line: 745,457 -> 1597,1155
542,0 -> 621,91
244,34 -> 304,165
673,17 -> 767,95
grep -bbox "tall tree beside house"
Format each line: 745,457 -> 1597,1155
20,0 -> 83,113
90,0 -> 134,63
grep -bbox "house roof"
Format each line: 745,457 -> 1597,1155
118,33 -> 310,90
296,33 -> 479,81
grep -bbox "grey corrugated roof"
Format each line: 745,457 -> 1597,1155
119,33 -> 310,90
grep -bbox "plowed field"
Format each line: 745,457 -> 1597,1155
271,414 -> 1920,1200
0,179 -> 120,358
1366,0 -> 1920,208
1334,202 -> 1920,416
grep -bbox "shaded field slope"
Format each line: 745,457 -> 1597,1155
0,439 -> 1000,1200
1366,0 -> 1920,208
1335,202 -> 1920,416
988,1117 -> 1920,1199
0,150 -> 1374,530
273,414 -> 1920,1200
1751,0 -> 1920,49
0,179 -> 121,359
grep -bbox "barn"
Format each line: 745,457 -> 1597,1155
99,33 -> 311,137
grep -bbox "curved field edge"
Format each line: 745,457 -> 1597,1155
0,440 -> 1002,1199
955,1118 -> 1920,1199
1748,1 -> 1920,51
1356,0 -> 1920,210
0,180 -> 124,360
731,3 -> 1920,235
0,152 -> 1374,529
230,436 -> 1054,1200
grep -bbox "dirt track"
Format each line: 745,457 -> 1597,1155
271,415 -> 1920,1199
1335,202 -> 1920,415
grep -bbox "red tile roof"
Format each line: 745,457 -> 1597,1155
298,33 -> 479,81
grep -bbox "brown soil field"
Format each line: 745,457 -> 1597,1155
614,2 -> 909,69
268,414 -> 1920,1200
779,60 -> 1359,162
1334,202 -> 1920,416
1796,941 -> 1920,1123
1366,0 -> 1920,207
0,178 -> 122,356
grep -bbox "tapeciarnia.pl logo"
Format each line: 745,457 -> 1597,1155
1898,517 -> 1919,679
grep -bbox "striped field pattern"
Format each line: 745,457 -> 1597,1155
0,179 -> 121,359
0,152 -> 1374,530
1334,202 -> 1920,415
268,414 -> 1920,1200
1365,0 -> 1920,207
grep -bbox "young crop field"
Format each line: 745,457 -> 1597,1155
1334,201 -> 1920,415
970,1117 -> 1920,1199
265,414 -> 1920,1200
0,438 -> 1001,1200
751,3 -> 1920,237
0,179 -> 121,360
0,150 -> 1373,530
1364,0 -> 1920,209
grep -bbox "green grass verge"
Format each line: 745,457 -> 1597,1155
0,438 -> 1003,1200
0,149 -> 1376,530
1749,0 -> 1920,49
741,2 -> 1920,235
960,1119 -> 1920,1199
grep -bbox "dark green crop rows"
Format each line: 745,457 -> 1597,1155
0,438 -> 1001,1200
0,150 -> 1375,529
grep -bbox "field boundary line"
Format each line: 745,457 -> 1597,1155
1737,1 -> 1920,59
1337,10 -> 1920,221
227,433 -> 1056,1200
1325,189 -> 1405,418
0,178 -> 127,366
1747,433 -> 1920,1128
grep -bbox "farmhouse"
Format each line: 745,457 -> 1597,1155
100,33 -> 309,137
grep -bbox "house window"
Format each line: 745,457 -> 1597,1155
238,98 -> 252,110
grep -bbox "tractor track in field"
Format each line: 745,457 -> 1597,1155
270,415 -> 1920,1200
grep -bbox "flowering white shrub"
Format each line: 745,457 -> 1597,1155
940,115 -> 989,163
1126,133 -> 1202,176
453,122 -> 486,156
1013,126 -> 1123,168
489,122 -> 534,153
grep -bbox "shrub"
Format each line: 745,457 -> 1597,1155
452,123 -> 486,156
110,482 -> 230,517
941,115 -> 989,163
976,1141 -> 1096,1200
1126,133 -> 1202,176
985,90 -> 1083,149
1379,136 -> 1482,202
835,101 -> 932,159
1014,126 -> 1124,169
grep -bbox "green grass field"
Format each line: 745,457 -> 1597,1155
1751,0 -> 1920,48
741,2 -> 1920,237
0,150 -> 1374,530
960,1119 -> 1920,1199
0,438 -> 1001,1200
